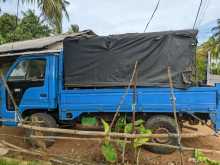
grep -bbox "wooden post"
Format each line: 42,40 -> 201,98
167,66 -> 184,165
110,61 -> 138,129
0,73 -> 22,122
132,61 -> 138,133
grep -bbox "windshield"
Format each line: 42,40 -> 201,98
8,59 -> 46,81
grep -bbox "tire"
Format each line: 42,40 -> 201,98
25,113 -> 57,149
144,115 -> 178,154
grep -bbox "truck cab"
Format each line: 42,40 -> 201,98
0,53 -> 58,126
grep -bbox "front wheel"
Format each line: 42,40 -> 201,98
144,115 -> 178,154
25,113 -> 57,149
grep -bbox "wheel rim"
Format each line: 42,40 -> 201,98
152,127 -> 170,144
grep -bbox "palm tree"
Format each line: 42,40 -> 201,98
0,0 -> 6,13
211,20 -> 220,64
0,0 -> 70,34
206,37 -> 220,57
205,37 -> 220,74
212,19 -> 220,41
67,24 -> 79,33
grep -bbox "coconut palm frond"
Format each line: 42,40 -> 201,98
1,0 -> 70,34
211,19 -> 220,42
38,0 -> 69,33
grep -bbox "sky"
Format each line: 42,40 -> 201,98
0,0 -> 219,36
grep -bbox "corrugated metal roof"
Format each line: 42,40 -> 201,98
0,50 -> 61,57
0,30 -> 95,56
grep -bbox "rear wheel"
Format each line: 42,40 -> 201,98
25,113 -> 57,149
144,115 -> 178,154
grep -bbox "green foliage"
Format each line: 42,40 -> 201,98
124,119 -> 145,133
0,10 -> 51,44
194,149 -> 220,165
0,159 -> 18,165
211,65 -> 220,75
123,119 -> 151,148
100,118 -> 151,163
67,24 -> 79,33
196,36 -> 220,80
212,19 -> 220,42
101,119 -> 110,134
124,123 -> 132,133
196,18 -> 220,80
81,116 -> 97,126
0,158 -> 44,165
116,118 -> 151,148
133,125 -> 151,148
100,119 -> 117,163
114,115 -> 126,132
134,119 -> 145,126
101,143 -> 117,163
0,13 -> 17,44
196,50 -> 207,81
18,10 -> 51,39
1,0 -> 70,34
27,161 -> 41,165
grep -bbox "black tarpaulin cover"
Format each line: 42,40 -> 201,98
63,30 -> 197,88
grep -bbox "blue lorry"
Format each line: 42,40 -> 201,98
0,30 -> 219,154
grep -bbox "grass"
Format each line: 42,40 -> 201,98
0,157 -> 50,165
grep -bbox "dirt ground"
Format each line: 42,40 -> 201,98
0,124 -> 220,165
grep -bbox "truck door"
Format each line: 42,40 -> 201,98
3,57 -> 50,124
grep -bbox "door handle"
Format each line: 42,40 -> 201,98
40,93 -> 47,97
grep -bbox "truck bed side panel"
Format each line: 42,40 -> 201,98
59,87 -> 217,120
